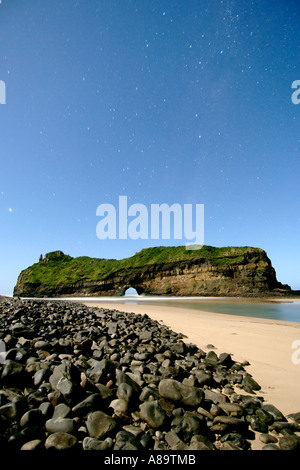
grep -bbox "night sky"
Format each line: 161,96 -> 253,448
0,0 -> 300,295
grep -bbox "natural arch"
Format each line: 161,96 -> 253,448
125,287 -> 138,295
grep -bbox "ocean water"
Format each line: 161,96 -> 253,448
70,295 -> 300,323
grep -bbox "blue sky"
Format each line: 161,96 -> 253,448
0,0 -> 300,296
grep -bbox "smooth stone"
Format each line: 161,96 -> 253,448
51,403 -> 70,419
20,409 -> 43,428
259,433 -> 278,444
109,398 -> 129,418
20,439 -> 43,450
82,436 -> 113,450
158,378 -> 203,407
44,432 -> 77,450
179,412 -> 206,441
86,411 -> 117,438
139,401 -> 167,429
46,417 -> 74,434
242,373 -> 261,392
262,404 -> 287,422
117,382 -> 134,402
262,443 -> 280,450
287,411 -> 300,423
279,434 -> 300,450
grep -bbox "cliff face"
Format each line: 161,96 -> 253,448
13,246 -> 291,298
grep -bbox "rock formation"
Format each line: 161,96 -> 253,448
13,245 -> 291,298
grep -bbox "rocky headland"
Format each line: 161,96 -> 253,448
0,296 -> 299,451
13,245 -> 292,298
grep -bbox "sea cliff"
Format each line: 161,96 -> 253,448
13,245 -> 291,298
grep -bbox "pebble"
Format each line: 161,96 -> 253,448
0,295 -> 299,451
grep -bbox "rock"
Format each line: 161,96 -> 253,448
117,382 -> 135,402
242,373 -> 261,393
164,430 -> 187,450
139,401 -> 167,428
20,439 -> 43,450
189,435 -> 215,450
49,360 -> 80,402
72,393 -> 102,416
44,432 -> 77,450
213,416 -> 247,433
287,411 -> 300,423
86,411 -> 117,438
87,359 -> 115,384
178,412 -> 206,441
1,359 -> 25,384
219,403 -> 244,417
279,434 -> 300,450
20,409 -> 44,428
46,416 -> 74,434
158,378 -> 203,407
221,441 -> 243,450
113,430 -> 141,450
259,433 -> 278,444
82,436 -> 113,450
220,432 -> 250,450
262,443 -> 280,450
109,398 -> 129,419
262,404 -> 286,422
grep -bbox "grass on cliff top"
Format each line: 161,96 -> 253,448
19,245 -> 261,287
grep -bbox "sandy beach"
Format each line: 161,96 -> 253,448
83,300 -> 300,423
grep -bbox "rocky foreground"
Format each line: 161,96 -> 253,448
0,296 -> 299,451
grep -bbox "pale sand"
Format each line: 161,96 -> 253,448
83,300 -> 300,448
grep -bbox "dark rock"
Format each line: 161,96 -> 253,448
262,404 -> 286,422
20,409 -> 44,428
158,378 -> 203,407
262,443 -> 280,450
220,432 -> 250,450
139,401 -> 167,429
72,393 -> 102,416
287,411 -> 300,423
259,433 -> 278,444
114,430 -> 141,450
189,434 -> 215,450
242,373 -> 261,393
1,360 -> 25,384
279,434 -> 300,450
178,412 -> 206,441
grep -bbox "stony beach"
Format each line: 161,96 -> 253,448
0,296 -> 300,451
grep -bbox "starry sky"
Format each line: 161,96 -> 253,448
0,0 -> 300,296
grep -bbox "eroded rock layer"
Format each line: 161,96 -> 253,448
13,246 -> 291,298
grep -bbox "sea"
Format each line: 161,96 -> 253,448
64,295 -> 300,324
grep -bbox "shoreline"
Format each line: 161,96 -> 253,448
82,300 -> 300,422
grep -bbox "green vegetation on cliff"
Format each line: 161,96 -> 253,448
15,245 -> 265,292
